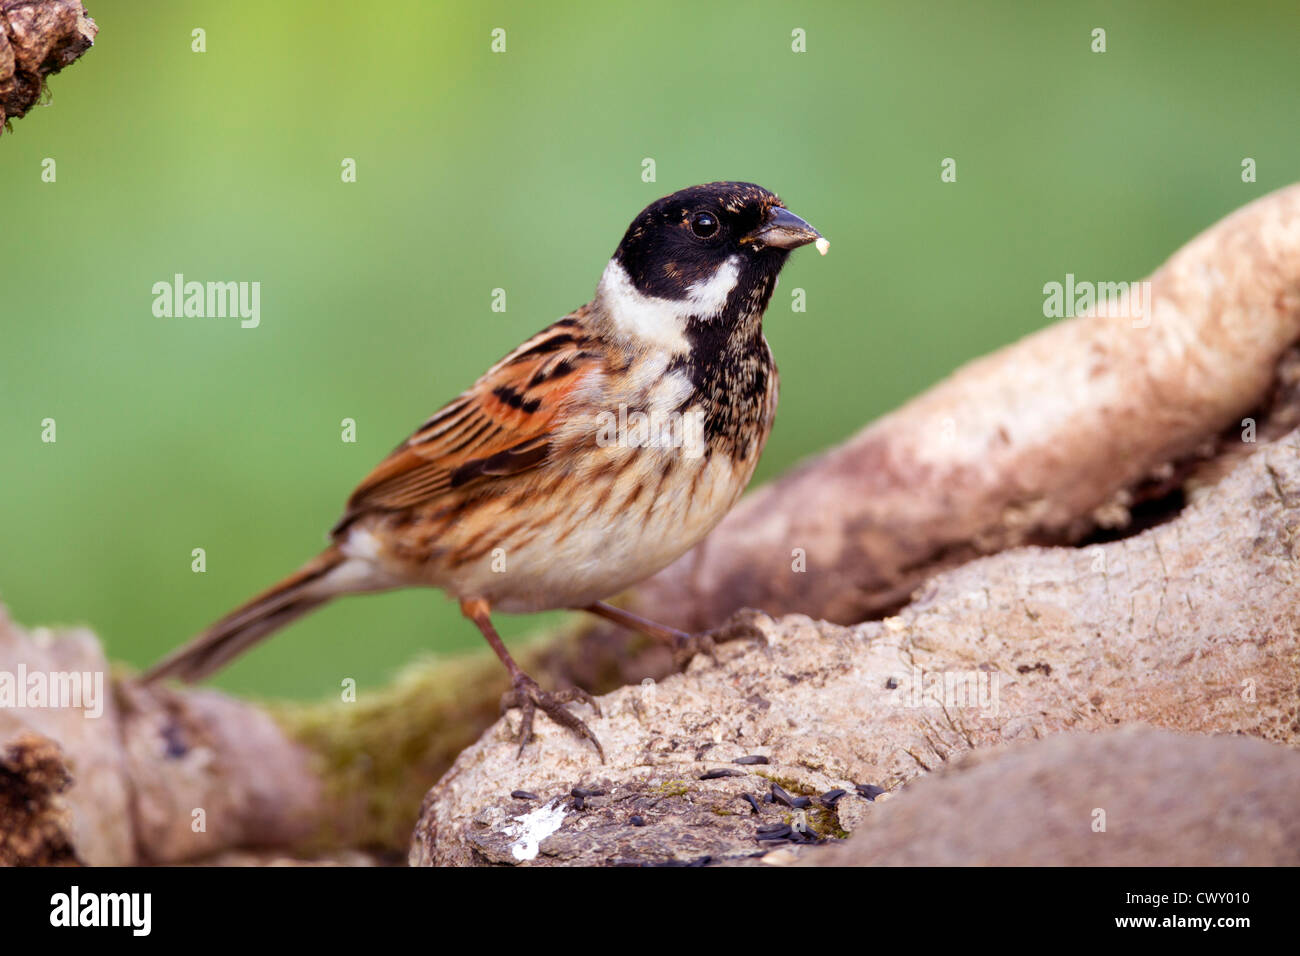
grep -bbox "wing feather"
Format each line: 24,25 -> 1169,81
331,315 -> 601,535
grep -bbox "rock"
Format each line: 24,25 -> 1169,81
802,727 -> 1300,866
0,609 -> 133,864
117,681 -> 324,863
412,436 -> 1300,865
0,607 -> 323,864
411,615 -> 888,867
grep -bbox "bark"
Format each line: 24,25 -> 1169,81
0,733 -> 79,865
0,0 -> 96,129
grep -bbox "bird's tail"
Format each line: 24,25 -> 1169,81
142,545 -> 352,684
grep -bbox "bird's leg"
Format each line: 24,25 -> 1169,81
461,598 -> 604,762
583,601 -> 771,669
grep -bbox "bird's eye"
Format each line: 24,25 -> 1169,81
690,211 -> 719,238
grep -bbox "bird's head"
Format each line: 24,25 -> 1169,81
595,182 -> 826,352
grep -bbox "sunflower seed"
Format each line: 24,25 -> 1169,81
699,768 -> 744,780
856,783 -> 886,801
770,783 -> 797,807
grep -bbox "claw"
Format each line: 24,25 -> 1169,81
670,632 -> 718,669
500,674 -> 605,762
708,607 -> 774,646
671,608 -> 772,668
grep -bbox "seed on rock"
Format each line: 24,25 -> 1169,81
571,786 -> 606,798
770,783 -> 797,807
756,823 -> 793,841
820,789 -> 847,806
510,790 -> 538,801
742,793 -> 761,814
790,796 -> 812,809
630,815 -> 646,827
699,768 -> 744,780
733,755 -> 770,765
856,783 -> 886,801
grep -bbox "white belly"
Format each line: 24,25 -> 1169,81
449,450 -> 749,613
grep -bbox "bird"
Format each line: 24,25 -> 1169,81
142,181 -> 828,761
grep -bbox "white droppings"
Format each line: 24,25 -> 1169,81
503,799 -> 567,861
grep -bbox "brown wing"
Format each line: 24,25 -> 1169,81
331,315 -> 601,536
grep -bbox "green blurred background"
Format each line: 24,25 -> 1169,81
2,0 -> 1297,698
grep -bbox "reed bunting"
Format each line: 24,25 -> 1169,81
144,182 -> 828,760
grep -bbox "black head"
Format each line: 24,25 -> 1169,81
612,182 -> 825,306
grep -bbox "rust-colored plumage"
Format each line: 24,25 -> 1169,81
144,182 -> 827,759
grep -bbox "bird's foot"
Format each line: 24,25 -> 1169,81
501,673 -> 605,763
671,607 -> 773,669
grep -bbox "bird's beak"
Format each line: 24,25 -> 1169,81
744,206 -> 829,255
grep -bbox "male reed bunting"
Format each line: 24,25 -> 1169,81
144,182 -> 828,760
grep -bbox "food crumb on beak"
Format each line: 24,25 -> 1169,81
815,237 -> 830,256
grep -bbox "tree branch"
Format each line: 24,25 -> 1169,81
0,0 -> 96,131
